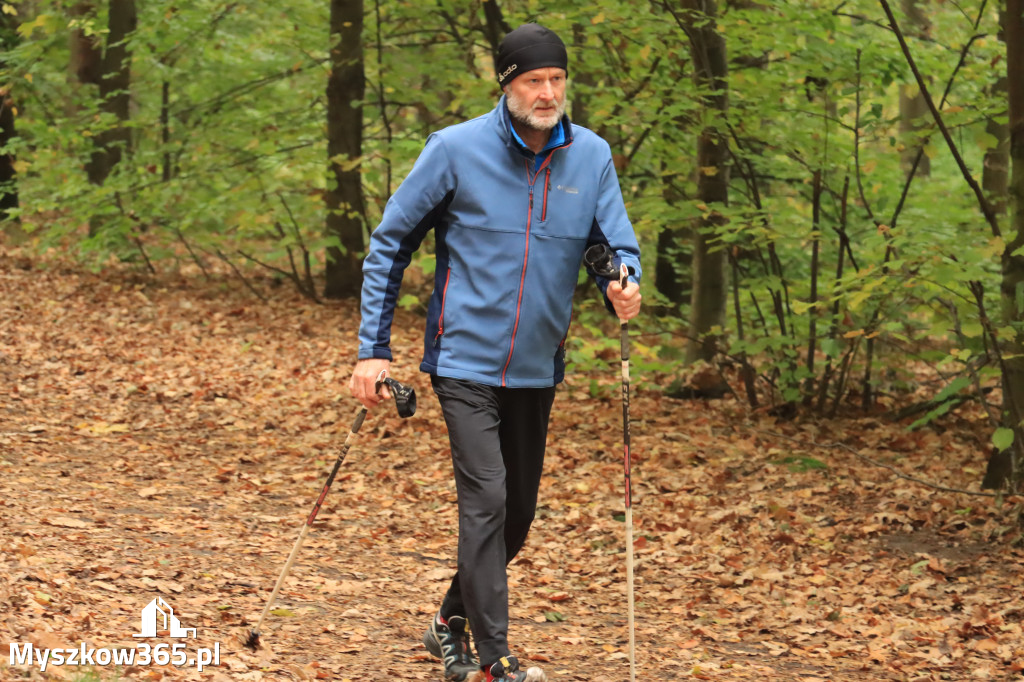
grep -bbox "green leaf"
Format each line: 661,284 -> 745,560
397,293 -> 420,310
975,129 -> 1001,151
909,401 -> 957,430
992,428 -> 1014,451
933,376 -> 970,403
775,456 -> 828,472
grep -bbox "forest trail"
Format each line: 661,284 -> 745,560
1,251 -> 1021,681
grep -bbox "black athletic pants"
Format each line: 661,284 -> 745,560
431,375 -> 556,668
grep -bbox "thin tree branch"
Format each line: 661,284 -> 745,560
878,0 -> 1001,238
852,50 -> 879,227
213,249 -> 268,303
173,228 -> 211,280
890,2 -> 989,230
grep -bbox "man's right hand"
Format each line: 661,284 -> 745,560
349,358 -> 392,409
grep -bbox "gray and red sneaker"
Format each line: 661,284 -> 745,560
423,613 -> 480,681
481,655 -> 547,682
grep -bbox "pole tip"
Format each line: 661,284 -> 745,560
242,630 -> 261,651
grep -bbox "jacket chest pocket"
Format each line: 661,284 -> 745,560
534,176 -> 592,239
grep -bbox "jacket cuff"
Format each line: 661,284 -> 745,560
358,346 -> 394,361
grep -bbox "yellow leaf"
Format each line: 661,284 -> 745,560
48,517 -> 90,528
2,4 -> 17,16
843,329 -> 864,339
89,421 -> 129,434
24,73 -> 32,83
985,236 -> 1005,258
700,166 -> 719,176
592,11 -> 605,24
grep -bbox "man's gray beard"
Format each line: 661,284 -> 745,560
506,90 -> 566,132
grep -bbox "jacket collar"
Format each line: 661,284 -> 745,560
495,95 -> 573,158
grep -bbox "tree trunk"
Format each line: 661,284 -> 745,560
682,0 -> 729,364
0,93 -> 17,223
997,0 -> 1024,490
1,5 -> 19,226
84,0 -> 136,188
69,2 -> 101,94
985,85 -> 1010,216
481,0 -> 511,70
569,23 -> 594,130
323,0 -> 367,299
984,9 -> 1009,216
898,0 -> 931,177
654,32 -> 692,313
69,0 -> 135,235
654,219 -> 691,311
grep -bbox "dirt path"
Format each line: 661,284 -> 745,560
1,252 -> 1022,681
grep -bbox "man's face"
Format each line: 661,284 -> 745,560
504,67 -> 567,132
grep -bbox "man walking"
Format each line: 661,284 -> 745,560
350,23 -> 642,682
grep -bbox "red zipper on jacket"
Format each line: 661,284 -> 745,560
541,168 -> 550,222
499,127 -> 573,382
433,267 -> 452,347
501,156 -> 558,386
501,162 -> 534,386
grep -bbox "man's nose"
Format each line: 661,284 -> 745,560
538,80 -> 554,100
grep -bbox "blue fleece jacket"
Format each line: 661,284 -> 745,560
358,96 -> 642,388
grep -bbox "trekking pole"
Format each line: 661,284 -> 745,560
243,373 -> 416,650
583,245 -> 637,682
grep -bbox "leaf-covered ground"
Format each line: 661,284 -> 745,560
1,249 -> 1022,682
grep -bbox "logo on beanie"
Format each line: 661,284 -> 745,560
498,63 -> 518,83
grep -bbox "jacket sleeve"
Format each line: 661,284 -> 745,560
358,134 -> 456,360
586,140 -> 642,310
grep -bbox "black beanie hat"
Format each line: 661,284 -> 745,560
495,23 -> 568,86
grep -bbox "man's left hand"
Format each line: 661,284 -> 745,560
607,280 -> 641,321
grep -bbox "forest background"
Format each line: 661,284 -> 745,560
1,1 -> 1024,680
3,0 -> 1024,493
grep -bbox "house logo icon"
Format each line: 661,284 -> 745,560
133,597 -> 197,638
